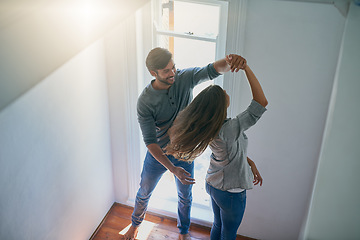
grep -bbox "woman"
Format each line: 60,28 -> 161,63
166,56 -> 268,240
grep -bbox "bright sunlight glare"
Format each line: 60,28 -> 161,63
119,221 -> 157,240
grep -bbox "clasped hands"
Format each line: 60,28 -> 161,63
226,54 -> 247,72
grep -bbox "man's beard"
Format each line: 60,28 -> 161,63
157,75 -> 174,86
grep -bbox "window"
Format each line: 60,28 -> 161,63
153,0 -> 228,95
144,0 -> 229,222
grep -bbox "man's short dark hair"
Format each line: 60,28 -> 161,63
146,47 -> 172,73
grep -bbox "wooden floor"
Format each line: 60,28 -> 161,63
90,203 -> 255,240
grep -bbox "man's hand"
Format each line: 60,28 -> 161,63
147,144 -> 195,185
171,166 -> 196,185
147,143 -> 196,185
226,54 -> 247,72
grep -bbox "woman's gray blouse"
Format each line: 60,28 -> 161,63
206,100 -> 267,191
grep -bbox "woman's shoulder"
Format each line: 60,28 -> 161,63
218,118 -> 238,140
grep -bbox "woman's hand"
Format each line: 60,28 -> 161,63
247,157 -> 263,186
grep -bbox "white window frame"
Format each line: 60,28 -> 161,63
147,0 -> 230,224
152,0 -> 228,87
223,0 -> 248,118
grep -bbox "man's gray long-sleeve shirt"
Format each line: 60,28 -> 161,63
137,64 -> 220,149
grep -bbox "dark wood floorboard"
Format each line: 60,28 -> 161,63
90,202 -> 256,240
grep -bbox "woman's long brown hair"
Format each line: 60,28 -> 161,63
166,85 -> 228,162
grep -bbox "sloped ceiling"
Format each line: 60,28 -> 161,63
0,0 -> 349,112
0,0 -> 149,111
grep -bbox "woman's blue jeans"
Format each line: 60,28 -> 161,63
206,182 -> 246,240
131,151 -> 194,234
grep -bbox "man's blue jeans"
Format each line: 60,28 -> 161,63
206,182 -> 246,240
131,151 -> 194,234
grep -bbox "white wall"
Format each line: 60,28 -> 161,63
302,2 -> 360,239
0,39 -> 114,240
105,2 -> 153,204
223,1 -> 345,239
104,13 -> 140,204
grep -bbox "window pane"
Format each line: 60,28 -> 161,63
160,0 -> 220,38
174,37 -> 215,68
159,36 -> 216,96
159,36 -> 216,69
192,147 -> 212,207
174,1 -> 220,37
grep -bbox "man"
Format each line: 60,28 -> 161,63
122,48 -> 246,240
